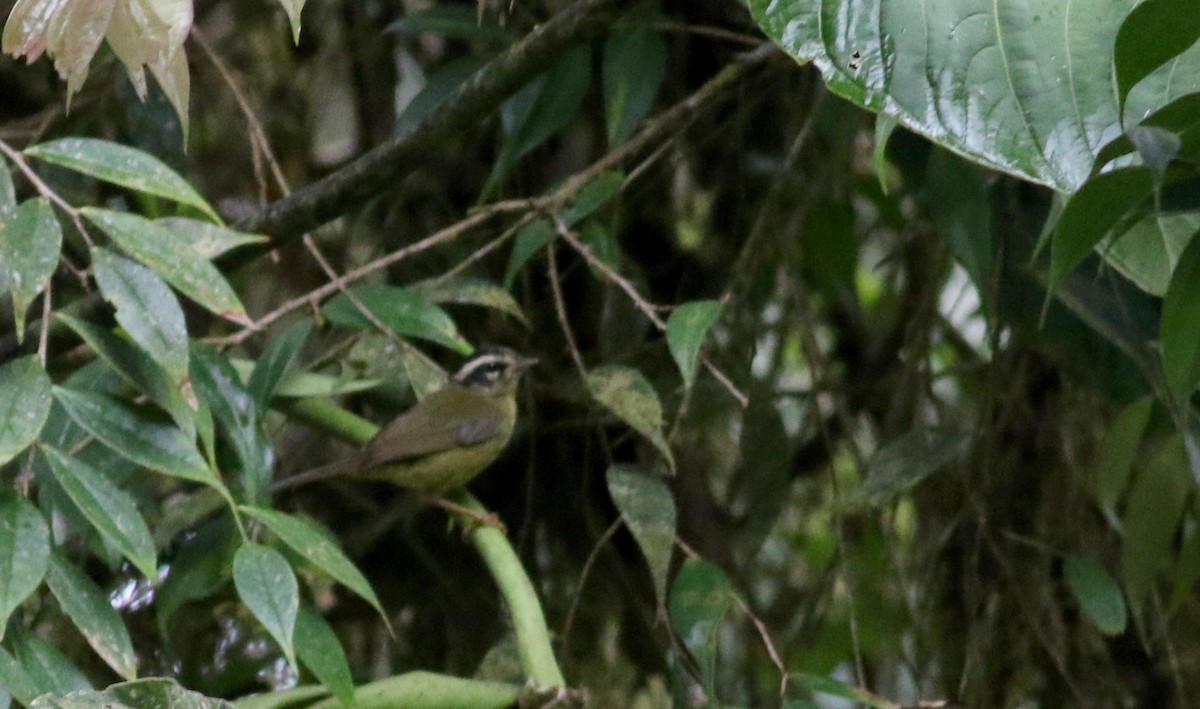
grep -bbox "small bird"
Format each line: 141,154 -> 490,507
274,346 -> 537,495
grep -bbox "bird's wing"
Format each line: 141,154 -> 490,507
360,387 -> 504,466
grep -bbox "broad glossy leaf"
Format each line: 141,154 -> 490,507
190,346 -> 271,502
275,0 -> 306,43
1064,555 -> 1127,635
232,543 -> 298,669
749,0 -> 1200,194
1095,397 -> 1153,512
1161,230 -> 1200,403
668,558 -> 733,696
606,465 -> 676,604
248,320 -> 312,410
40,446 -> 157,580
586,365 -> 674,474
859,425 -> 973,507
1113,0 -> 1200,116
503,219 -> 552,289
83,208 -> 248,324
24,139 -> 214,219
241,507 -> 385,622
1122,436 -> 1191,601
1100,212 -> 1200,296
56,314 -> 195,438
91,247 -> 189,384
0,643 -> 39,707
324,284 -> 471,354
156,218 -> 268,260
0,495 -> 49,640
603,23 -> 666,145
52,386 -> 214,486
294,606 -> 355,708
666,300 -> 721,388
0,198 -> 61,339
416,278 -> 528,326
9,627 -> 90,696
45,554 -> 138,680
0,357 -> 52,466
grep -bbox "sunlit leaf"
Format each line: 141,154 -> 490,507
0,198 -> 61,340
1095,397 -> 1153,512
241,507 -> 387,623
82,208 -> 248,325
586,364 -> 674,474
668,558 -> 733,696
45,554 -> 138,680
416,278 -> 528,326
247,320 -> 312,410
156,217 -> 268,260
91,247 -> 189,385
324,284 -> 471,354
603,22 -> 666,145
606,465 -> 676,604
232,543 -> 299,670
24,139 -> 213,220
0,495 -> 49,641
1160,230 -> 1200,404
40,446 -> 157,580
0,356 -> 52,466
666,300 -> 721,388
294,606 -> 355,707
1064,555 -> 1127,636
52,386 -> 215,487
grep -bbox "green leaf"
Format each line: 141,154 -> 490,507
1161,229 -> 1200,403
1098,211 -> 1199,296
859,425 -> 974,508
788,673 -> 898,709
1095,397 -> 1153,512
606,465 -> 676,605
873,115 -> 898,193
0,199 -> 61,340
295,606 -> 356,708
1122,435 -> 1191,601
924,150 -> 993,304
1050,168 -> 1156,289
562,170 -> 625,226
9,627 -> 90,697
1127,125 -> 1181,183
56,314 -> 196,439
52,387 -> 216,487
579,221 -> 621,273
503,219 -> 552,289
24,139 -> 217,220
323,284 -> 471,354
240,507 -> 386,622
45,554 -> 138,680
91,247 -> 189,385
156,218 -> 268,260
602,23 -> 666,145
666,300 -> 721,388
386,6 -> 507,40
415,278 -> 528,326
96,678 -> 235,709
0,156 -> 14,218
0,495 -> 49,641
232,543 -> 299,670
190,346 -> 272,503
40,446 -> 157,580
1113,0 -> 1200,116
1064,555 -> 1127,636
586,364 -> 674,474
0,357 -> 52,466
402,349 -> 448,400
395,57 -> 488,134
230,359 -> 384,399
0,643 -> 40,707
155,520 -> 234,637
275,0 -> 306,43
248,320 -> 313,410
668,558 -> 733,697
82,208 -> 248,325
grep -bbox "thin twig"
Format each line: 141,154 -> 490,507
547,242 -> 588,378
560,515 -> 623,651
0,138 -> 93,246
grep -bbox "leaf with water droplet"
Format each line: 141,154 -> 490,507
233,543 -> 299,671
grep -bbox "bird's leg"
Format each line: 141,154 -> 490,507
429,496 -> 507,535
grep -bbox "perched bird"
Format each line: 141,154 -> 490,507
274,346 -> 537,495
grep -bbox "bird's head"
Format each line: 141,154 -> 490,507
452,346 -> 538,396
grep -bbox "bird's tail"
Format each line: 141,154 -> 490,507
271,456 -> 361,493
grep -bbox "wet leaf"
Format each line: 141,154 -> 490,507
0,199 -> 61,340
324,284 -> 471,354
0,356 -> 52,466
606,465 -> 676,604
666,300 -> 721,388
156,217 -> 268,260
586,364 -> 674,474
1064,555 -> 1127,636
295,606 -> 356,707
0,495 -> 49,641
45,554 -> 138,680
233,543 -> 299,670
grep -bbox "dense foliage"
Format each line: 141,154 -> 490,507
2,0 -> 1200,707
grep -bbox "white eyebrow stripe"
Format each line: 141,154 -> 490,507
454,354 -> 507,382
